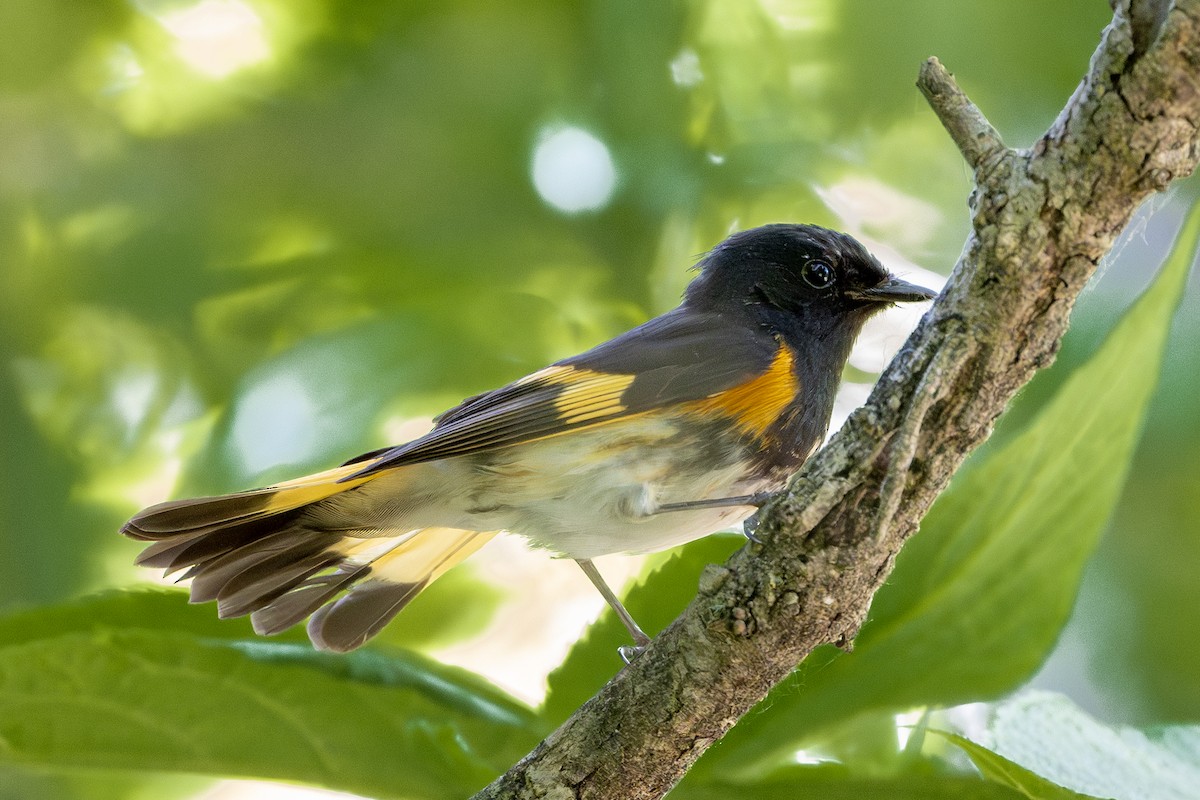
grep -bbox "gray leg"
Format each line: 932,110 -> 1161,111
655,490 -> 776,513
656,491 -> 778,543
576,558 -> 651,662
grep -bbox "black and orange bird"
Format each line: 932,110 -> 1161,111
123,224 -> 936,657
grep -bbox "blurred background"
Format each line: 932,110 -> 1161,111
1,1 -> 1197,798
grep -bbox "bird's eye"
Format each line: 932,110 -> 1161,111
801,260 -> 835,289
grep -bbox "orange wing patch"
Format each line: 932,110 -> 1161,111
686,343 -> 796,439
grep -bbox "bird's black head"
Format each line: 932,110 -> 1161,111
685,223 -> 936,337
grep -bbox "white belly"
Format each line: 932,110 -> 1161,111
446,417 -> 767,558
318,416 -> 775,560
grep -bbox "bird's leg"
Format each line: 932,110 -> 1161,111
655,491 -> 775,512
575,558 -> 651,663
655,491 -> 779,543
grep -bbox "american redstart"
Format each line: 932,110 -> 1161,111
123,223 -> 936,657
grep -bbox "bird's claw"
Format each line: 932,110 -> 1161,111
742,491 -> 781,543
618,643 -> 646,664
742,512 -> 764,543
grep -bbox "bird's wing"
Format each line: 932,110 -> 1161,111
342,308 -> 789,479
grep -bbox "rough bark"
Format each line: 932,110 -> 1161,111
473,3 -> 1200,798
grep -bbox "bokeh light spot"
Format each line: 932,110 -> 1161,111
157,0 -> 270,78
104,44 -> 145,93
230,373 -> 318,473
670,48 -> 703,87
110,369 -> 158,433
531,125 -> 617,214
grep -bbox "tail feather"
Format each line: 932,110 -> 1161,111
123,463 -> 373,540
188,528 -> 329,604
217,551 -> 338,619
250,567 -> 369,636
121,466 -> 493,651
306,580 -> 426,653
134,510 -> 307,571
304,528 -> 496,653
123,492 -> 278,538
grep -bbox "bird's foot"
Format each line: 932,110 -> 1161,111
618,643 -> 646,664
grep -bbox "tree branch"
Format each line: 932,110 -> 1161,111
916,57 -> 1007,173
473,2 -> 1200,798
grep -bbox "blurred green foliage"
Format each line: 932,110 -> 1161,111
1,0 -> 1198,798
937,733 -> 1107,800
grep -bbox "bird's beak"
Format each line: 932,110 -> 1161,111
849,276 -> 939,304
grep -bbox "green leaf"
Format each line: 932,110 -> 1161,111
0,614 -> 542,798
542,535 -> 743,724
975,692 -> 1200,800
0,765 -> 206,800
0,569 -> 501,653
702,205 -> 1199,774
938,733 -> 1109,800
671,761 -> 1027,800
0,589 -> 285,646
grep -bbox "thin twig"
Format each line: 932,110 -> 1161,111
916,57 -> 1008,174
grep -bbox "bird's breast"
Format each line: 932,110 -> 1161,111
451,414 -> 769,558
